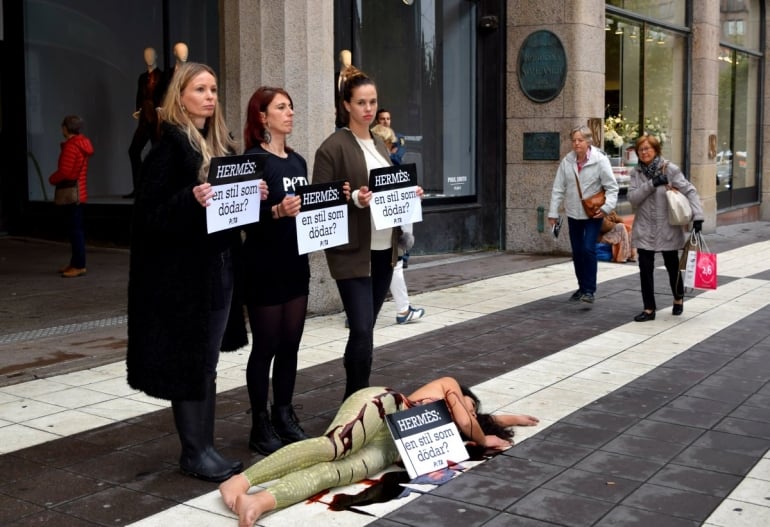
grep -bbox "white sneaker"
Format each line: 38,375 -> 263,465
396,306 -> 425,324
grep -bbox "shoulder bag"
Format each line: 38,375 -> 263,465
574,173 -> 606,218
53,156 -> 86,206
54,180 -> 79,205
662,163 -> 692,226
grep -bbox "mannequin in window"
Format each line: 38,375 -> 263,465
125,47 -> 164,199
173,42 -> 189,69
335,49 -> 360,129
163,42 -> 190,88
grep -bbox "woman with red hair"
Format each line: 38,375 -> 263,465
240,87 -> 311,454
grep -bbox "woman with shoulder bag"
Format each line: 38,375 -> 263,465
628,133 -> 704,321
49,115 -> 94,277
548,125 -> 619,304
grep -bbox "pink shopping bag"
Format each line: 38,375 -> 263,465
684,249 -> 717,290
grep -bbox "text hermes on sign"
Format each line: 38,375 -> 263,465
385,400 -> 468,479
206,153 -> 267,234
294,180 -> 349,255
368,163 -> 422,230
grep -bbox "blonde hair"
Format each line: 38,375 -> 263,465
370,124 -> 396,147
160,62 -> 237,182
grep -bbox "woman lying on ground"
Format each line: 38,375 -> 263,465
219,376 -> 539,526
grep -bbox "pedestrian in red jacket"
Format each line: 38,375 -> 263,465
49,115 -> 94,277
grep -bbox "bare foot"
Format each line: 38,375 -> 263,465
236,491 -> 277,527
219,473 -> 250,513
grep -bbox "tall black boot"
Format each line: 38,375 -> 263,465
203,376 -> 243,474
343,357 -> 372,400
249,409 -> 283,455
271,404 -> 309,444
171,397 -> 240,483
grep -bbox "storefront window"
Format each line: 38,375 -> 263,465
605,13 -> 687,190
717,0 -> 761,208
336,0 -> 476,198
23,0 -> 218,202
606,0 -> 686,26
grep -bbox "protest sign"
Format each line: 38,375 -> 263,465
385,399 -> 468,479
206,153 -> 267,234
295,180 -> 348,254
368,163 -> 422,230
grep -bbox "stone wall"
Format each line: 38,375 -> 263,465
505,0 -> 607,253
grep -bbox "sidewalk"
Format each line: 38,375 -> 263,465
0,222 -> 769,527
0,236 -> 567,386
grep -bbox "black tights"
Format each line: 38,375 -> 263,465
246,295 -> 308,411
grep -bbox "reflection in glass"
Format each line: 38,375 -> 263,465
604,15 -> 684,168
354,0 -> 476,198
717,48 -> 759,207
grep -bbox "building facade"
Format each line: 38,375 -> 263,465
1,1 -> 767,261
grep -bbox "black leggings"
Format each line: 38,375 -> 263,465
335,249 -> 394,364
637,248 -> 684,311
246,295 -> 308,410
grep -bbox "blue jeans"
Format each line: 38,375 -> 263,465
567,217 -> 603,295
68,204 -> 86,269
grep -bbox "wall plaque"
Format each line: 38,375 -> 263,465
518,30 -> 567,103
523,132 -> 560,160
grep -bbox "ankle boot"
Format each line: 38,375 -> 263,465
271,404 -> 309,444
172,398 -> 241,482
343,357 -> 372,400
203,376 -> 243,474
249,409 -> 283,455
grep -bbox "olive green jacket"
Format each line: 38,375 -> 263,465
312,128 -> 399,280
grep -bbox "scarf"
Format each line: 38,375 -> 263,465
640,155 -> 662,180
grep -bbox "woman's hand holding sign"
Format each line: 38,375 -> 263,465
356,185 -> 373,207
278,194 -> 302,218
193,182 -> 215,208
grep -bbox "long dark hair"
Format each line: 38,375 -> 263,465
460,385 -> 514,441
243,86 -> 294,152
338,71 -> 375,127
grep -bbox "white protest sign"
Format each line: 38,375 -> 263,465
368,163 -> 422,230
385,399 -> 468,479
295,180 -> 348,255
206,153 -> 267,234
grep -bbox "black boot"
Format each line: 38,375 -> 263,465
172,398 -> 241,482
343,357 -> 372,400
271,404 -> 309,444
203,377 -> 243,474
249,409 -> 283,455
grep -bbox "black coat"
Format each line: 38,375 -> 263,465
126,122 -> 245,401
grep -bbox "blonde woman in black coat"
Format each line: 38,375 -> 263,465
127,62 -> 264,482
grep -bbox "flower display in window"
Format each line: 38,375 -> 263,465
604,114 -> 638,151
604,114 -> 669,152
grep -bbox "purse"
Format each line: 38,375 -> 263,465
666,186 -> 692,226
661,162 -> 692,226
574,173 -> 606,218
54,180 -> 79,205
